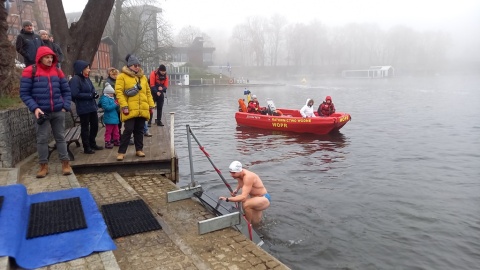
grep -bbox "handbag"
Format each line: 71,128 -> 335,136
124,78 -> 142,97
124,86 -> 139,97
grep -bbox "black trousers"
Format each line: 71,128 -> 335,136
148,93 -> 165,124
118,117 -> 145,154
79,111 -> 99,150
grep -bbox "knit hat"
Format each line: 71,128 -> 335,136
252,95 -> 257,99
22,20 -> 33,27
229,161 -> 243,173
159,64 -> 166,71
126,54 -> 140,66
104,83 -> 115,94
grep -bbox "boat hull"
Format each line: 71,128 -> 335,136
235,109 -> 351,135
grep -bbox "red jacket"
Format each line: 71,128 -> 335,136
317,96 -> 336,116
149,69 -> 169,95
247,100 -> 261,113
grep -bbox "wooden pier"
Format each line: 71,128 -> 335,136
69,120 -> 178,182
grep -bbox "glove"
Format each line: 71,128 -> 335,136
162,86 -> 167,93
149,108 -> 153,114
93,93 -> 99,99
114,99 -> 119,106
122,107 -> 129,115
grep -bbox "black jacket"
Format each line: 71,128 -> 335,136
15,29 -> 42,66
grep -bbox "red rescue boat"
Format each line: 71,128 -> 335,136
235,98 -> 351,134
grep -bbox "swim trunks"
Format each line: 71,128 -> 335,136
263,193 -> 271,202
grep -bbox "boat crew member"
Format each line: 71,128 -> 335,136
247,95 -> 266,114
300,98 -> 316,118
317,96 -> 336,116
219,161 -> 271,226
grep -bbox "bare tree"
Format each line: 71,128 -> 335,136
105,0 -> 173,70
230,24 -> 252,66
265,14 -> 286,66
285,23 -> 308,67
111,0 -> 125,69
0,0 -> 16,97
46,0 -> 115,76
175,25 -> 213,47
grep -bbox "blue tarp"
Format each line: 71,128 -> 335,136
0,184 -> 116,269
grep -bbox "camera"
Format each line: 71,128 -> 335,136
37,113 -> 49,125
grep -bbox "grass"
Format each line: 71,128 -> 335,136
0,97 -> 24,110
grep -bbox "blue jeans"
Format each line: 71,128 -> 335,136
36,111 -> 69,163
144,122 -> 149,133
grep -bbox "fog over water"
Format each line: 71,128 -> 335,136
63,0 -> 480,61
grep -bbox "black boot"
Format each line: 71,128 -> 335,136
91,144 -> 104,150
157,120 -> 164,126
84,148 -> 95,154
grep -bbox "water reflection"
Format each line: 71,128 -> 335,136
235,126 -> 349,167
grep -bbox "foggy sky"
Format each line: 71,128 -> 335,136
62,0 -> 480,60
63,0 -> 479,32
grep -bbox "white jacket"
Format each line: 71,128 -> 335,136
300,98 -> 316,118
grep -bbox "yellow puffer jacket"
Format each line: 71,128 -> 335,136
115,66 -> 154,122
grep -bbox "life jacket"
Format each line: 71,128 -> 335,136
238,99 -> 247,112
247,100 -> 261,113
319,102 -> 335,116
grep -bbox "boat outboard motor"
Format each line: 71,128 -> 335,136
266,99 -> 276,115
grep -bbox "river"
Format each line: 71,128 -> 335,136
162,75 -> 480,270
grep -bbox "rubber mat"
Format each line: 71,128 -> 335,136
0,185 -> 116,269
27,197 -> 87,239
101,199 -> 161,238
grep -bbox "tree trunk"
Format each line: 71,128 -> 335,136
0,0 -> 17,98
46,0 -> 115,76
111,0 -> 124,69
31,1 -> 46,31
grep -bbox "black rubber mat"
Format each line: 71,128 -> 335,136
101,199 -> 161,239
0,196 -> 4,212
27,197 -> 87,239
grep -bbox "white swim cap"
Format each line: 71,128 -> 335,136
229,161 -> 243,172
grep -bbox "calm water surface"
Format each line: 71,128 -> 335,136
162,75 -> 480,270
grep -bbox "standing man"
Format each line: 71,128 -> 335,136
48,34 -> 64,68
15,20 -> 42,67
219,161 -> 271,226
19,46 -> 72,178
149,64 -> 169,126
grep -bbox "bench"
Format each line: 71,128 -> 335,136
47,103 -> 104,161
70,102 -> 105,127
48,125 -> 82,161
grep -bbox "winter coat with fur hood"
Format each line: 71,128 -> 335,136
115,66 -> 154,122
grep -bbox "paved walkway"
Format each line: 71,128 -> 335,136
0,152 -> 290,270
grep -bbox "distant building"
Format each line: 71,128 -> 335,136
342,66 -> 395,78
167,37 -> 215,68
90,37 -> 115,76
